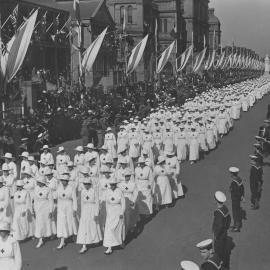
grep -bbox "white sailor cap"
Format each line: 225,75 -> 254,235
196,239 -> 213,250
228,167 -> 239,173
180,260 -> 200,270
214,191 -> 226,203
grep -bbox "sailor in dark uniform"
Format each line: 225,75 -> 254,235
212,191 -> 231,268
228,167 -> 245,232
258,120 -> 270,155
249,155 -> 263,210
196,239 -> 224,270
253,143 -> 264,166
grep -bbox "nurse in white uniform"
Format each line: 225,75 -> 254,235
0,220 -> 22,270
103,177 -> 125,255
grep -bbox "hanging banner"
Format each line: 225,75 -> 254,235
82,27 -> 108,72
5,10 -> 38,83
156,41 -> 175,74
176,45 -> 193,72
193,47 -> 207,72
127,35 -> 148,74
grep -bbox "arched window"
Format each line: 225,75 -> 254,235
163,19 -> 167,33
120,6 -> 125,24
127,5 -> 132,24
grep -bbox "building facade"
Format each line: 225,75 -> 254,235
106,0 -> 157,83
154,0 -> 186,76
181,0 -> 209,52
208,8 -> 221,52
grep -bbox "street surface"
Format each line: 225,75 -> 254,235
22,94 -> 270,270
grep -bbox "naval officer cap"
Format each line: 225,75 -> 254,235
180,260 -> 199,270
214,191 -> 226,203
228,167 -> 239,173
196,239 -> 213,251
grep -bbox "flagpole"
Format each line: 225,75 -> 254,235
155,18 -> 158,90
123,8 -> 128,84
191,31 -> 194,70
0,9 -> 3,119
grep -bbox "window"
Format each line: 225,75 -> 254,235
120,6 -> 125,24
127,5 -> 132,24
163,19 -> 167,33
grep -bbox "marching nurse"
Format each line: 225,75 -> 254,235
0,220 -> 22,270
103,177 -> 125,255
56,174 -> 78,249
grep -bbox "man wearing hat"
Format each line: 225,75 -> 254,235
249,155 -> 263,210
212,191 -> 231,268
196,239 -> 223,270
229,167 -> 245,232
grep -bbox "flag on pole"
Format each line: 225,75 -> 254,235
156,41 -> 175,74
82,27 -> 108,72
126,35 -> 149,74
10,4 -> 19,30
4,10 -> 38,82
73,0 -> 80,21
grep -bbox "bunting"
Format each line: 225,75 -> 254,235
156,41 -> 175,74
126,35 -> 149,74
